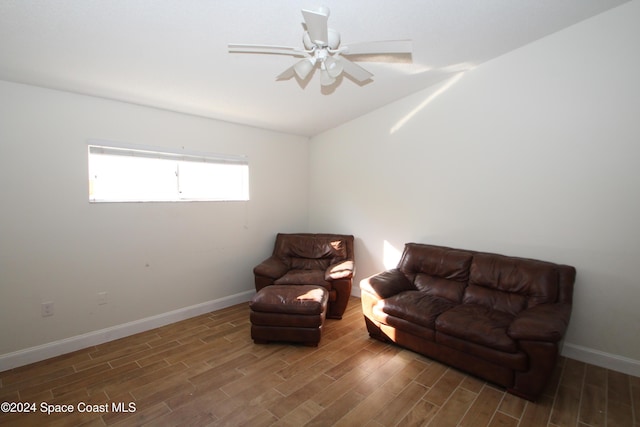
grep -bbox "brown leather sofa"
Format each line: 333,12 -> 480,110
254,233 -> 355,319
360,243 -> 575,401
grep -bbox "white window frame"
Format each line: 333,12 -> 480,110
88,140 -> 249,203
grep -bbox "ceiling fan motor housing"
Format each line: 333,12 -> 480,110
303,29 -> 340,50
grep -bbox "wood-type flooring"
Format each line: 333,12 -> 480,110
1,297 -> 638,426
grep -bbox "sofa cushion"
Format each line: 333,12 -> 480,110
435,304 -> 517,353
378,291 -> 457,329
372,305 -> 437,341
463,284 -> 526,317
398,244 -> 473,283
275,235 -> 348,271
274,270 -> 330,288
414,274 -> 466,303
467,253 -> 559,313
250,285 -> 328,316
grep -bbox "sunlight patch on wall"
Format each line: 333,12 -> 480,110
383,240 -> 403,269
390,71 -> 466,135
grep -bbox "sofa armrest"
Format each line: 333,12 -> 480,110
325,260 -> 354,280
508,303 -> 572,342
360,268 -> 415,299
253,256 -> 288,280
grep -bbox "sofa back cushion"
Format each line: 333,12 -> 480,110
275,233 -> 349,270
398,244 -> 473,303
464,253 -> 559,316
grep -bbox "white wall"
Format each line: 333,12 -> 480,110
0,81 -> 309,362
309,1 -> 640,373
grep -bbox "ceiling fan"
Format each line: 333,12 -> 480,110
228,6 -> 412,87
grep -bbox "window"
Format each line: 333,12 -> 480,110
88,142 -> 249,202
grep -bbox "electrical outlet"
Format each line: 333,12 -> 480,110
41,301 -> 54,317
98,291 -> 107,305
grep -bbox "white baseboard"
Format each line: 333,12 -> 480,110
0,290 -> 255,372
561,342 -> 640,377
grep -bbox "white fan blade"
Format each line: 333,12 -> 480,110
301,8 -> 329,45
343,40 -> 413,56
337,56 -> 373,83
228,44 -> 308,57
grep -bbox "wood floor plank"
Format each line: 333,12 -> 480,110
519,395 -> 553,427
305,390 -> 366,427
19,362 -> 112,400
1,365 -> 76,395
357,344 -> 404,375
208,395 -> 269,426
414,360 -> 448,388
579,383 -> 606,427
276,349 -> 327,380
427,386 -> 477,427
108,340 -> 181,368
607,399 -> 634,427
91,360 -> 175,397
1,297 -> 638,427
271,400 -> 324,427
585,362 -> 607,387
312,367 -> 369,408
162,385 -> 226,414
498,391 -> 527,419
109,402 -> 170,426
333,386 -> 399,427
423,368 -> 465,407
132,363 -> 202,402
221,367 -> 286,401
351,350 -> 417,396
459,386 -> 503,427
373,381 -> 428,426
549,384 -> 581,427
459,374 -> 485,395
488,412 -> 519,427
609,368 -> 633,405
268,373 -> 335,419
87,337 -> 152,361
273,359 -> 335,397
188,352 -> 255,386
0,348 -> 92,386
134,340 -> 208,368
323,348 -> 376,380
631,375 -> 640,427
380,357 -> 429,396
397,398 -> 439,427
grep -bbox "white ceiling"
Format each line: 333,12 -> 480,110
0,0 -> 629,137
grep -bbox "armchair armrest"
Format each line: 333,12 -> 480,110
325,260 -> 354,280
360,268 -> 415,299
253,256 -> 288,280
508,303 -> 572,342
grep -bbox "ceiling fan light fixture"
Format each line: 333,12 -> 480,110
324,56 -> 343,78
294,58 -> 315,79
320,68 -> 336,86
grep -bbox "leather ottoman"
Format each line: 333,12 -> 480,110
249,285 -> 329,346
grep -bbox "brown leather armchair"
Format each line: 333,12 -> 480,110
253,233 -> 355,319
